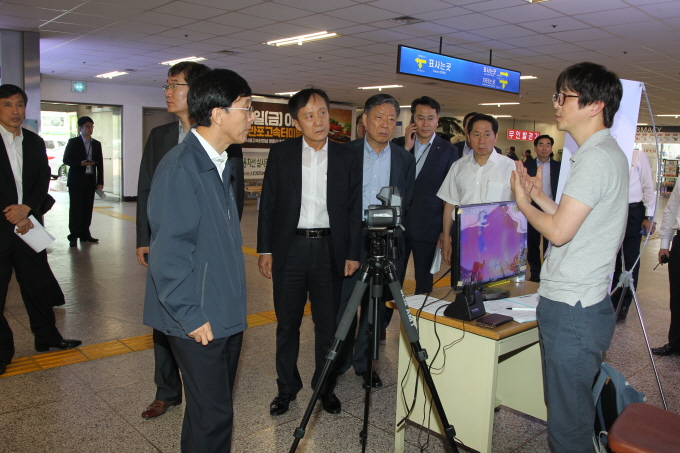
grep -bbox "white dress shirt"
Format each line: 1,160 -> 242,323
0,123 -> 24,204
437,149 -> 515,212
629,149 -> 656,216
298,138 -> 330,229
659,184 -> 680,250
192,129 -> 227,182
536,158 -> 553,200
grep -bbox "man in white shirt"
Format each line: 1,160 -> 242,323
651,186 -> 680,356
612,148 -> 656,321
438,113 -> 516,265
257,88 -> 362,416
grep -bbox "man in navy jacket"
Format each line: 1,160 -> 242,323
144,69 -> 253,453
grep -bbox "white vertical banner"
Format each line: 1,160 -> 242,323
555,79 -> 643,202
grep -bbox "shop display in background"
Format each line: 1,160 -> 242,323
661,158 -> 678,197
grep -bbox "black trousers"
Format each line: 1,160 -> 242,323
168,332 -> 243,453
668,233 -> 680,349
272,235 -> 341,395
153,329 -> 183,403
611,202 -> 646,311
68,176 -> 96,241
527,222 -> 549,280
0,237 -> 63,361
403,233 -> 437,295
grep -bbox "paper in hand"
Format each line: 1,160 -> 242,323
15,215 -> 55,252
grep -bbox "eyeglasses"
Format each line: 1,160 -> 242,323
223,106 -> 256,116
162,83 -> 188,91
552,92 -> 579,106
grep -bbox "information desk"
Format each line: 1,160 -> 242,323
391,282 -> 546,453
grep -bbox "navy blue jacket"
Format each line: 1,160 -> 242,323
143,132 -> 246,339
393,134 -> 458,243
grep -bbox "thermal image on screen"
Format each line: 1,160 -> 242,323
457,202 -> 527,286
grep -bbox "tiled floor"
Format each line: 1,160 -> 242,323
1,189 -> 678,453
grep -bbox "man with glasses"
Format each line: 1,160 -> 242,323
393,96 -> 458,295
511,62 -> 627,453
136,61 -> 244,420
144,68 -> 253,453
63,116 -> 103,247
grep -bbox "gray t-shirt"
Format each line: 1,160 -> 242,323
538,129 -> 628,307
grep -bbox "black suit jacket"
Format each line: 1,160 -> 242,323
392,135 -> 458,242
136,122 -> 245,248
257,137 -> 363,275
0,128 -> 50,250
63,136 -> 104,188
524,158 -> 561,201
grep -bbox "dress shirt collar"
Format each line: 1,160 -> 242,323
192,129 -> 225,163
364,138 -> 391,158
473,147 -> 500,167
0,122 -> 23,143
302,137 -> 328,153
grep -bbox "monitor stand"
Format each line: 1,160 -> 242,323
482,287 -> 510,301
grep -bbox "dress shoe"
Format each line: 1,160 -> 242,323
69,239 -> 77,247
319,392 -> 341,414
141,399 -> 180,418
0,359 -> 8,376
270,393 -> 296,416
81,237 -> 99,243
652,344 -> 680,356
35,339 -> 82,352
528,275 -> 540,283
358,370 -> 383,389
617,307 -> 629,322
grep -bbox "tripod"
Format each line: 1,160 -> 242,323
289,229 -> 459,453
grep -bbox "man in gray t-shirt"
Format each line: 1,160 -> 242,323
510,62 -> 627,453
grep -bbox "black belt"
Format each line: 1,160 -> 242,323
295,228 -> 331,238
629,201 -> 644,207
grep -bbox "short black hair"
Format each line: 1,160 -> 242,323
467,113 -> 498,135
78,116 -> 94,128
525,150 -> 531,155
463,111 -> 479,127
168,61 -> 210,87
556,62 -> 622,129
288,88 -> 330,121
410,96 -> 440,115
534,134 -> 554,146
0,84 -> 27,104
363,93 -> 400,116
509,146 -> 515,152
188,69 -> 252,127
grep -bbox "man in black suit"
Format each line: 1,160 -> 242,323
0,84 -> 81,376
135,61 -> 245,420
63,116 -> 103,247
257,88 -> 362,416
523,134 -> 560,282
393,96 -> 458,295
337,93 -> 415,389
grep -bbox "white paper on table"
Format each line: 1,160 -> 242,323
404,294 -> 451,317
15,215 -> 56,252
483,293 -> 539,323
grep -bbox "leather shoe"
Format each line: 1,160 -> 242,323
141,399 -> 180,418
359,370 -> 383,389
319,392 -> 341,414
69,239 -> 77,247
652,344 -> 679,356
81,237 -> 99,243
35,339 -> 82,352
270,393 -> 296,416
0,359 -> 8,376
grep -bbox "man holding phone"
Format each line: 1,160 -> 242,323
63,116 -> 103,247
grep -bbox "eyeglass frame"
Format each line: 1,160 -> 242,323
162,83 -> 189,91
222,106 -> 256,116
552,92 -> 579,106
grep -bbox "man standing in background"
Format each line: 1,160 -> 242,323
63,116 -> 103,247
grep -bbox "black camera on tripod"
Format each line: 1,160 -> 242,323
364,186 -> 403,231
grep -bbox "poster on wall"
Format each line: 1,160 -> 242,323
243,98 -> 355,179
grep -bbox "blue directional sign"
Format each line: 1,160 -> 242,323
397,45 -> 521,94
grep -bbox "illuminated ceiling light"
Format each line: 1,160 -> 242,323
657,114 -> 680,118
489,115 -> 512,118
266,31 -> 338,47
637,123 -> 648,125
479,102 -> 520,106
525,0 -> 550,3
520,75 -> 538,79
275,91 -> 297,96
358,85 -> 403,91
399,105 -> 411,108
159,56 -> 206,66
95,71 -> 127,79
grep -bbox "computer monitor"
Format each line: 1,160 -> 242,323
453,201 -> 527,298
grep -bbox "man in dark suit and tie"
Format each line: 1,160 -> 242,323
63,116 -> 103,247
523,134 -> 560,282
393,96 -> 458,295
257,88 -> 362,416
136,61 -> 245,420
1,84 -> 81,376
337,93 -> 415,389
